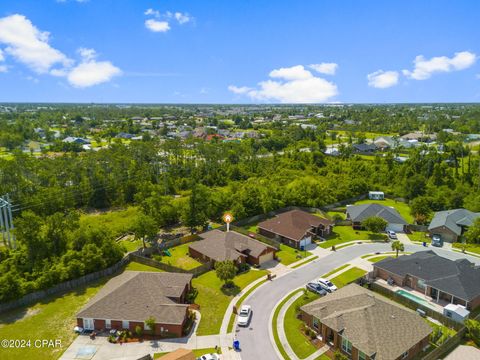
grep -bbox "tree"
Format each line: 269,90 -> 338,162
362,216 -> 388,233
215,260 -> 237,287
144,316 -> 156,333
181,183 -> 211,234
465,319 -> 480,346
410,196 -> 432,224
133,214 -> 158,249
391,240 -> 405,258
464,218 -> 480,244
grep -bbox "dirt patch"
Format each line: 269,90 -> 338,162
0,307 -> 41,327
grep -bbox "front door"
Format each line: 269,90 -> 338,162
431,288 -> 438,300
83,318 -> 94,330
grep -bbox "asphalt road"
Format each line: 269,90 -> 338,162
234,243 -> 480,360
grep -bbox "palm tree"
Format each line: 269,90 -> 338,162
391,240 -> 404,258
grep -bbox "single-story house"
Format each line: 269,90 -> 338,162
189,229 -> 277,266
301,284 -> 432,360
346,203 -> 408,232
373,251 -> 480,310
157,348 -> 195,360
428,209 -> 480,243
373,136 -> 395,150
258,210 -> 333,249
352,143 -> 377,154
76,271 -> 193,337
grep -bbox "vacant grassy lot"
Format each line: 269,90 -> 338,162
284,291 -> 320,359
318,226 -> 385,248
408,231 -> 430,243
330,267 -> 367,288
193,269 -> 268,335
156,243 -> 203,270
276,244 -> 312,265
0,279 -> 107,360
79,206 -> 141,238
354,198 -> 413,223
124,261 -> 164,272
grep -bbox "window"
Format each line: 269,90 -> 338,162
402,351 -> 409,359
105,319 -> 111,329
341,337 -> 352,355
358,351 -> 366,360
313,318 -> 319,330
144,322 -> 152,331
122,320 -> 129,329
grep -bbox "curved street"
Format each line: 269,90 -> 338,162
234,243 -> 480,360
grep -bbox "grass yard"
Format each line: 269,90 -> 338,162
326,210 -> 346,220
155,243 -> 203,270
193,269 -> 268,335
124,261 -> 164,272
354,198 -> 413,223
119,238 -> 143,252
408,231 -> 430,243
79,206 -> 141,238
330,267 -> 367,288
276,244 -> 312,266
284,291 -> 321,359
452,243 -> 480,255
0,279 -> 108,360
367,255 -> 394,263
154,347 -> 222,359
322,264 -> 350,278
318,226 -> 386,248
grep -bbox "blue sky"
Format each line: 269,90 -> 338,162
0,0 -> 479,103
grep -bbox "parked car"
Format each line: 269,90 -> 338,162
316,277 -> 337,292
306,282 -> 327,295
431,234 -> 443,247
197,354 -> 220,360
387,230 -> 397,239
237,305 -> 252,326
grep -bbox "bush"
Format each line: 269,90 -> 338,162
135,325 -> 143,337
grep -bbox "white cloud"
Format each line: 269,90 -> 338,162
67,56 -> 121,88
174,12 -> 192,24
367,70 -> 399,88
0,65 -> 7,73
78,47 -> 96,61
144,8 -> 160,17
145,19 -> 170,33
309,62 -> 338,75
229,65 -> 338,103
403,51 -> 477,80
0,14 -> 72,73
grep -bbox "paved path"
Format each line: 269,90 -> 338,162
235,242 -> 480,360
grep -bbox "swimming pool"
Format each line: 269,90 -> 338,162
396,289 -> 436,310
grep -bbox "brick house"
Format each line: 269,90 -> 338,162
301,284 -> 432,360
258,210 -> 333,249
76,271 -> 193,337
373,251 -> 480,310
189,229 -> 277,266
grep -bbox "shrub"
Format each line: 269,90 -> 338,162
135,325 -> 143,337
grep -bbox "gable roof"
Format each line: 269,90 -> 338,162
346,203 -> 407,224
258,210 -> 333,242
375,251 -> 480,301
428,209 -> 480,235
301,284 -> 432,360
77,271 -> 192,325
190,229 -> 275,262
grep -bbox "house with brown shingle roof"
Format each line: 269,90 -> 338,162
301,284 -> 432,360
189,229 -> 277,266
76,271 -> 192,337
258,210 -> 333,249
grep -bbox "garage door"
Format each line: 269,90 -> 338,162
258,251 -> 274,264
300,237 -> 312,248
386,223 -> 404,233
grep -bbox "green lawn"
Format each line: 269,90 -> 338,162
408,231 -> 430,243
193,269 -> 268,335
276,244 -> 312,265
330,267 -> 367,288
367,255 -> 394,263
318,226 -> 386,248
322,264 -> 350,278
119,238 -> 144,252
156,243 -> 203,270
326,210 -> 346,220
354,198 -> 413,223
284,291 -> 320,359
154,347 -> 222,359
79,206 -> 141,238
452,243 -> 480,255
0,279 -> 108,360
124,261 -> 164,272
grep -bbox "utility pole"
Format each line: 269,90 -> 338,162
0,194 -> 16,249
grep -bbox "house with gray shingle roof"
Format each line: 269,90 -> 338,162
428,209 -> 480,243
76,271 -> 192,337
374,251 -> 480,311
346,203 -> 408,232
301,284 -> 432,360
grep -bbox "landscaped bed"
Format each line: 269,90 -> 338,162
0,278 -> 108,360
192,268 -> 268,335
330,267 -> 367,288
154,242 -> 203,270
